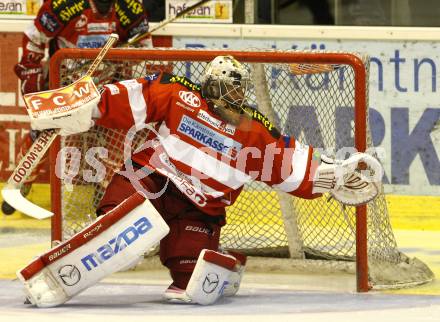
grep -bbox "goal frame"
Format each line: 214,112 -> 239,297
48,48 -> 369,292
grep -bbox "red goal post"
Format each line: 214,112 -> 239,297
48,48 -> 433,293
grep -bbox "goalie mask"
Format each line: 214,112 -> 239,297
201,56 -> 251,125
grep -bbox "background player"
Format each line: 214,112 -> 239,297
2,0 -> 151,215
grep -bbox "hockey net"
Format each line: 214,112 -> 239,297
49,48 -> 433,291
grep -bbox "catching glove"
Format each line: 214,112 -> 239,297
312,152 -> 383,206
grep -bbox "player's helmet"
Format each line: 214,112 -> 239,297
201,56 -> 251,122
93,0 -> 115,15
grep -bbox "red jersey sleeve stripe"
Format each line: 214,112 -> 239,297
272,140 -> 310,192
119,79 -> 147,130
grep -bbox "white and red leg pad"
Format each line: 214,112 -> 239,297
185,249 -> 238,305
16,192 -> 169,308
222,250 -> 247,297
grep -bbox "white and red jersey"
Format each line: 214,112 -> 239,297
96,72 -> 318,215
23,0 -> 149,63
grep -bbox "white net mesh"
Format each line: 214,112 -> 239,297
50,48 -> 433,289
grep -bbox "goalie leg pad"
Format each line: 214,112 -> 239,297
222,250 -> 247,297
17,192 -> 169,307
184,249 -> 238,305
163,250 -> 246,304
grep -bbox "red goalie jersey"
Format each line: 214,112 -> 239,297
96,72 -> 319,216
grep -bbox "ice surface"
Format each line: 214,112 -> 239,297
1,279 -> 440,322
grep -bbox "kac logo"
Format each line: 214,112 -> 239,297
58,264 -> 81,286
202,273 -> 220,294
179,91 -> 201,108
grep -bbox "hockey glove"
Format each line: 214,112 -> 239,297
24,75 -> 100,136
312,152 -> 382,206
14,63 -> 45,95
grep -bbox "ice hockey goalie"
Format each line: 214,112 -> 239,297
21,55 -> 382,307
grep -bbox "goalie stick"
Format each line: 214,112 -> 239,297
1,34 -> 119,220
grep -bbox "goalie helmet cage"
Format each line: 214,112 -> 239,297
49,48 -> 433,292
